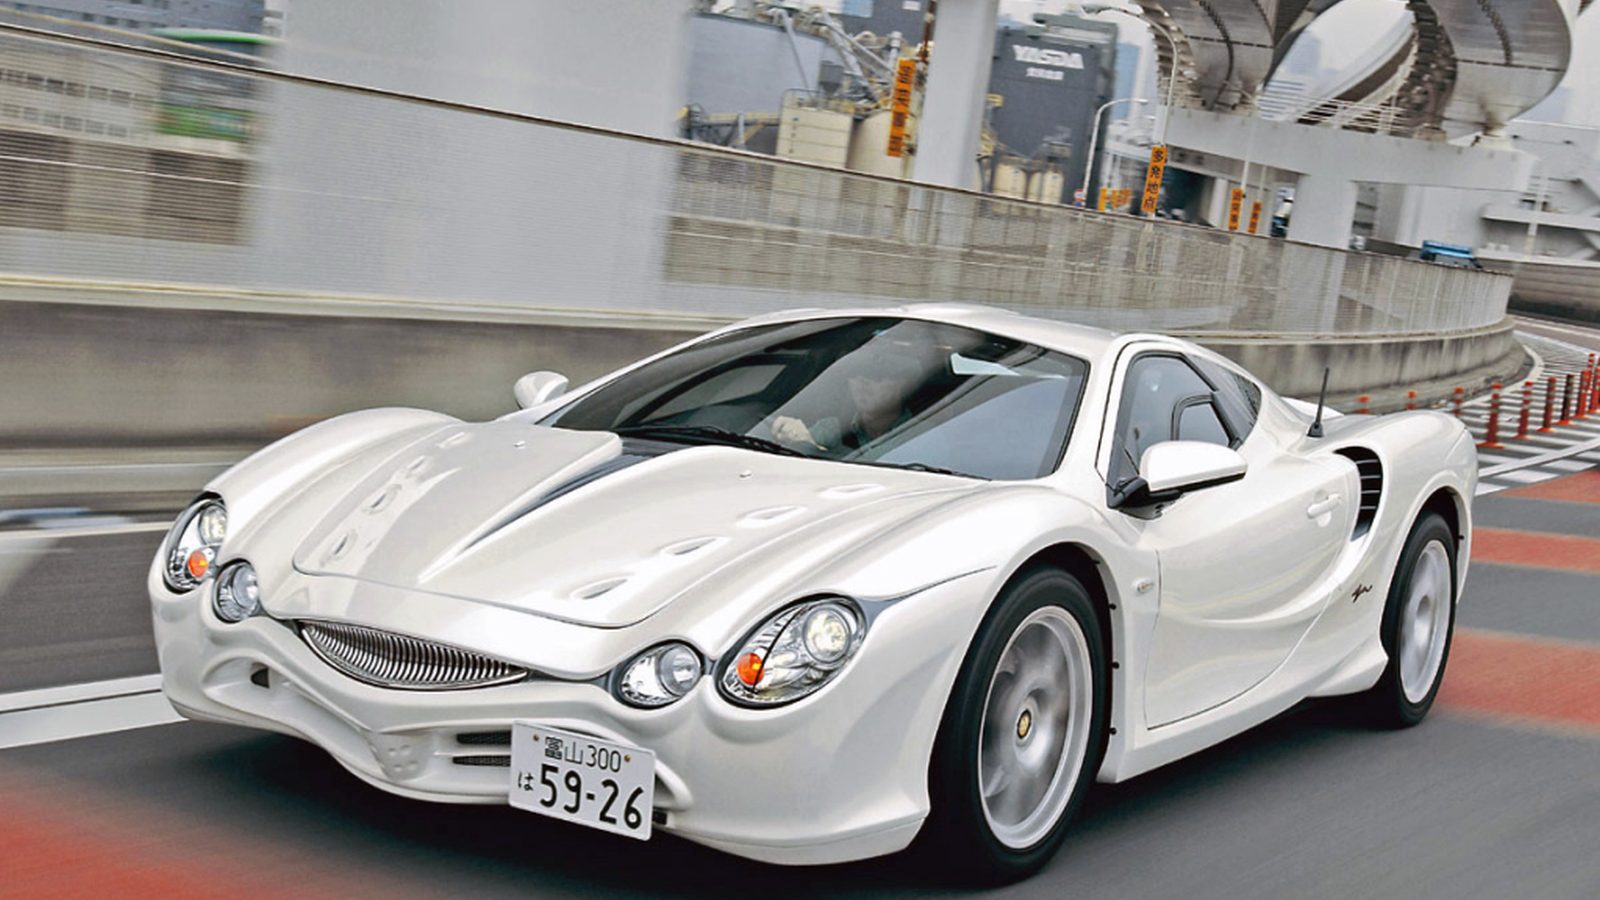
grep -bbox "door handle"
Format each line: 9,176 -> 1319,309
1306,495 -> 1341,518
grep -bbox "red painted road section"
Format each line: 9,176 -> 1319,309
1501,469 -> 1600,505
1439,629 -> 1600,733
1439,469 -> 1600,734
1471,527 -> 1600,575
0,768 -> 374,900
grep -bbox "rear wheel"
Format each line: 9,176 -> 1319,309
1364,512 -> 1457,727
919,567 -> 1107,884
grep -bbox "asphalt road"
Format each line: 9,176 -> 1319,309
0,528 -> 164,693
2,697 -> 1595,900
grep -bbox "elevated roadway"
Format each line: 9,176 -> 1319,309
1137,0 -> 1577,137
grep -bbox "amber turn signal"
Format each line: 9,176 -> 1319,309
186,548 -> 212,580
735,651 -> 764,687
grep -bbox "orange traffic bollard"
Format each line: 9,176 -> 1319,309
1357,395 -> 1371,415
1580,369 -> 1592,420
1479,383 -> 1503,449
1560,373 -> 1574,426
1452,386 -> 1465,419
1540,376 -> 1557,432
1405,390 -> 1417,411
1515,381 -> 1532,440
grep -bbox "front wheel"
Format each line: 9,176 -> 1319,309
1364,512 -> 1457,727
918,567 -> 1107,884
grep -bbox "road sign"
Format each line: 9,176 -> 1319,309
1228,187 -> 1245,231
1140,144 -> 1167,215
1097,188 -> 1108,211
1248,200 -> 1262,234
1073,188 -> 1087,206
887,58 -> 916,158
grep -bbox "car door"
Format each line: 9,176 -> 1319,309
1104,349 -> 1355,728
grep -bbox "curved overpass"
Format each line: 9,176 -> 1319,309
1137,0 -> 1579,137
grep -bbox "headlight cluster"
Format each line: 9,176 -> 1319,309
718,598 -> 864,707
162,498 -> 227,592
610,598 -> 866,710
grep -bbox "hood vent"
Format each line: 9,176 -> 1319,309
1335,447 -> 1382,539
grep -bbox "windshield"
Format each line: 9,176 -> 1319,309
543,317 -> 1089,480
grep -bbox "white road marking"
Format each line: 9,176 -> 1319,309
1493,470 -> 1561,485
1545,459 -> 1594,472
0,673 -> 162,714
0,675 -> 180,750
0,521 -> 169,542
1479,434 -> 1600,477
0,462 -> 236,475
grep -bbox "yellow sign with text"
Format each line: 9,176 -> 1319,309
1248,200 -> 1262,234
1228,188 -> 1245,231
887,59 -> 916,158
1140,144 -> 1168,214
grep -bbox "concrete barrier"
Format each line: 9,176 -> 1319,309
0,280 -> 1525,446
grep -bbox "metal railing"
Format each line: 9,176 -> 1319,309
0,25 -> 1510,339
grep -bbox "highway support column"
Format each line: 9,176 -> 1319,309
911,0 -> 1000,190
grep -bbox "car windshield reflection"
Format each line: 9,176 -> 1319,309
544,317 -> 1090,481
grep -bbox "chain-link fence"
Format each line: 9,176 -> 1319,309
0,25 -> 1510,338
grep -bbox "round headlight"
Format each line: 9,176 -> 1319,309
719,597 -> 864,707
616,642 -> 703,708
802,604 -> 854,664
213,562 -> 261,623
162,498 -> 227,592
197,504 -> 228,545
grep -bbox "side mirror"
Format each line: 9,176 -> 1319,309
1141,440 -> 1247,494
513,371 -> 568,409
1109,441 -> 1247,509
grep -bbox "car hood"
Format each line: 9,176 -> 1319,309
292,421 -> 976,627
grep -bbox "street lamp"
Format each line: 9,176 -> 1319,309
1076,3 -> 1183,144
1080,97 -> 1146,207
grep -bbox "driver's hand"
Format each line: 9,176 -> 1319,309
772,415 -> 827,450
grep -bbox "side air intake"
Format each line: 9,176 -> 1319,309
1335,447 -> 1382,539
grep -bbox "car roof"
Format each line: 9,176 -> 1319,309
733,302 -> 1125,361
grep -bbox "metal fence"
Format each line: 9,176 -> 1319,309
0,25 -> 1510,339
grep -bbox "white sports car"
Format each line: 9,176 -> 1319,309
150,304 -> 1475,882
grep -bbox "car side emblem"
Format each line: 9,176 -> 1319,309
1351,584 -> 1372,603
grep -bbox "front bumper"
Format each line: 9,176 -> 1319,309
148,558 -> 981,865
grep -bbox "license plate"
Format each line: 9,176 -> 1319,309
508,722 -> 655,840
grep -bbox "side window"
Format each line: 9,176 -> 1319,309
1176,399 -> 1230,445
1194,357 -> 1260,439
1110,354 -> 1219,486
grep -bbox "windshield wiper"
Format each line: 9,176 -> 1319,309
612,424 -> 810,458
856,460 -> 974,479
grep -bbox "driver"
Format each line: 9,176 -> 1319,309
771,352 -> 924,454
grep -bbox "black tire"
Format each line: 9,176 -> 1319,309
916,566 -> 1108,885
1363,512 -> 1457,728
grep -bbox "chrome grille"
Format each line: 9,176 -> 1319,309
298,620 -> 527,691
